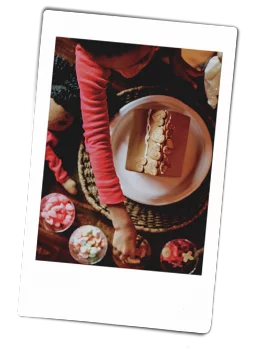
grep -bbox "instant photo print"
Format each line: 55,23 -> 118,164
18,10 -> 237,333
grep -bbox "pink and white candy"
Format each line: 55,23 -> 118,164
40,193 -> 75,230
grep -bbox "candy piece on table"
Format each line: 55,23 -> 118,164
66,203 -> 74,211
55,214 -> 64,222
45,202 -> 53,211
62,218 -> 71,226
48,209 -> 57,218
51,205 -> 61,212
89,253 -> 96,258
47,196 -> 58,204
95,238 -> 101,246
80,245 -> 88,253
78,239 -> 87,247
66,211 -> 75,217
73,237 -> 81,245
93,229 -> 101,237
86,244 -> 91,251
182,251 -> 194,263
45,218 -> 54,225
171,243 -> 178,258
90,247 -> 98,255
161,247 -> 171,259
87,239 -> 96,246
41,211 -> 48,218
65,215 -> 72,222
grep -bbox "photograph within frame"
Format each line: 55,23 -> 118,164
18,11 -> 237,333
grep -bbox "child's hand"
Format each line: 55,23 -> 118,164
62,178 -> 78,195
108,203 -> 137,261
113,224 -> 137,261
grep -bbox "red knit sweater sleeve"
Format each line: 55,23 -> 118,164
45,131 -> 69,184
75,44 -> 125,205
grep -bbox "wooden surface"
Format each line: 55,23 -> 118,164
37,180 -> 205,273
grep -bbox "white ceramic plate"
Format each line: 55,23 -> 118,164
110,95 -> 212,206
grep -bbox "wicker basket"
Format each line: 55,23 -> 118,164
78,86 -> 215,233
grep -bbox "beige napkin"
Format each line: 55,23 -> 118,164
204,54 -> 222,109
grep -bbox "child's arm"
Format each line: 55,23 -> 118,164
45,143 -> 69,182
45,132 -> 77,194
75,44 -> 125,205
75,45 -> 136,258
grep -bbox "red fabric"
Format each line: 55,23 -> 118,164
75,44 -> 125,205
45,131 -> 69,184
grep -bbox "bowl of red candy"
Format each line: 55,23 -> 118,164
39,193 -> 75,233
160,239 -> 198,274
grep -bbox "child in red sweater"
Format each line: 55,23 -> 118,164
75,40 -> 161,262
75,40 -> 215,261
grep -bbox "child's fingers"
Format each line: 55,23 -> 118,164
113,248 -> 120,256
119,253 -> 128,262
127,248 -> 136,259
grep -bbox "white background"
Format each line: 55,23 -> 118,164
1,1 -> 252,351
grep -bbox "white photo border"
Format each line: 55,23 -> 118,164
18,10 -> 237,333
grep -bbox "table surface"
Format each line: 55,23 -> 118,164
37,175 -> 206,274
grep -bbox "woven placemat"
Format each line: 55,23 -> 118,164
78,86 -> 215,233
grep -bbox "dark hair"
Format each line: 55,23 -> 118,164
74,39 -> 138,57
51,55 -> 80,117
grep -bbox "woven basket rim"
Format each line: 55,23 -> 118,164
78,141 -> 209,233
77,85 -> 213,233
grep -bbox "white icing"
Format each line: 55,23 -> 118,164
144,109 -> 152,159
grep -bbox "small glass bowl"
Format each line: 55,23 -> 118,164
160,239 -> 198,274
39,193 -> 75,233
69,225 -> 108,265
